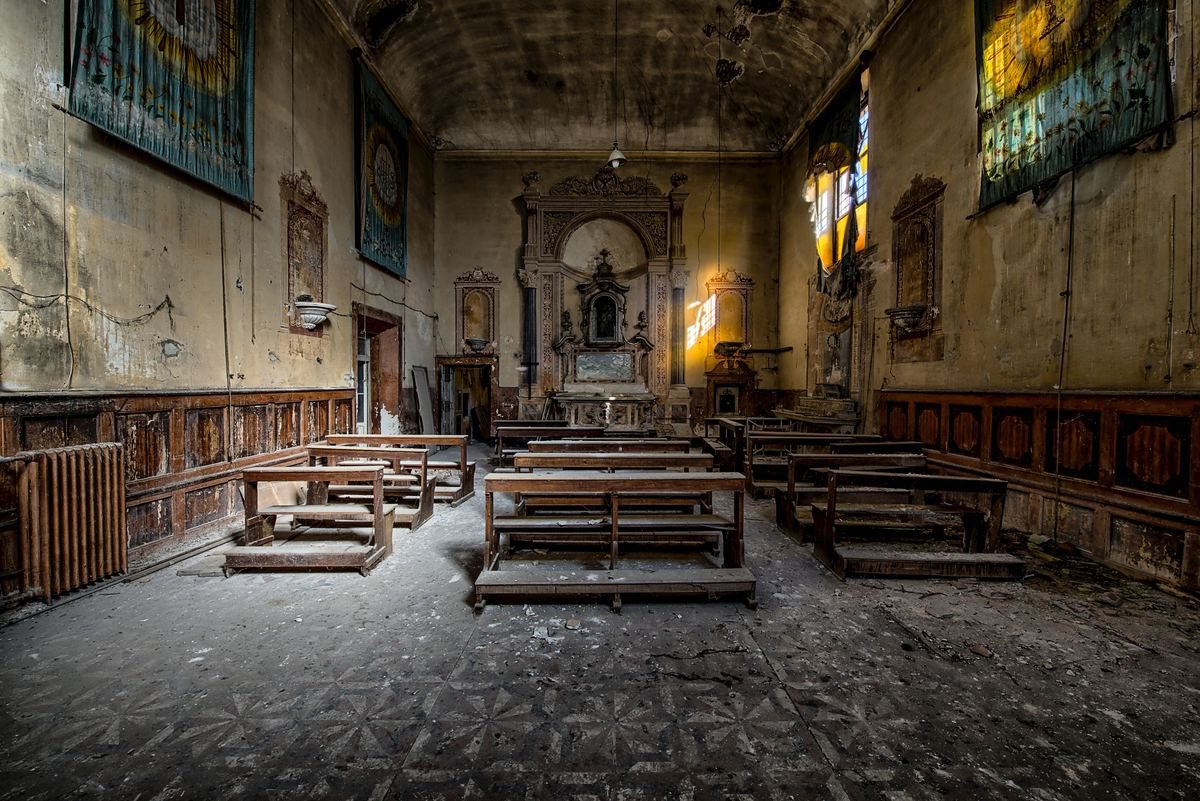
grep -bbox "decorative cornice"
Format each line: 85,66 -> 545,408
892,174 -> 947,219
279,171 -> 327,214
455,267 -> 501,284
707,269 -> 754,287
435,149 -> 780,163
549,166 -> 663,198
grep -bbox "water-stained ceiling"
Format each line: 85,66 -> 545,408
334,0 -> 887,152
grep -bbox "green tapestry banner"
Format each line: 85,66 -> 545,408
355,58 -> 409,278
70,0 -> 256,201
975,0 -> 1172,209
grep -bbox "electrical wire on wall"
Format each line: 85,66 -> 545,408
61,92 -> 75,389
218,199 -> 234,458
1050,170 -> 1078,543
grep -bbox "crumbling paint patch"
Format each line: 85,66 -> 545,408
379,405 -> 402,435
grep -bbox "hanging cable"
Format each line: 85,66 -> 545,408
613,0 -> 618,148
716,5 -> 723,275
1050,170 -> 1077,543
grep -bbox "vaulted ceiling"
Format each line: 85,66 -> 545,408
334,0 -> 887,152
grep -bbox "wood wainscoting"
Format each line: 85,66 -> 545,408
879,390 -> 1200,589
0,389 -> 355,588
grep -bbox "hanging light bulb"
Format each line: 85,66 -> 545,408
607,141 -> 627,169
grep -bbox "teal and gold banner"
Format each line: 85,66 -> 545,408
70,0 -> 256,202
976,0 -> 1172,209
355,58 -> 409,278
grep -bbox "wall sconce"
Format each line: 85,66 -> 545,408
294,294 -> 337,330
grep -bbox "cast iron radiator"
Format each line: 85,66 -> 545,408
15,443 -> 128,601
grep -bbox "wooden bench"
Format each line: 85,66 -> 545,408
475,471 -> 755,612
744,433 -> 884,498
811,470 -> 1022,580
527,438 -> 690,453
774,452 -> 925,535
496,425 -> 606,466
326,433 -> 476,505
225,466 -> 396,576
306,444 -> 436,531
830,440 -> 924,454
511,451 -> 715,516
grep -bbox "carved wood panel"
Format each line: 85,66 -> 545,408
307,400 -> 330,444
1116,414 -> 1191,498
949,405 -> 982,457
1046,411 -> 1100,481
233,404 -> 272,460
275,403 -> 300,449
915,403 -> 941,447
992,408 -> 1034,466
184,408 -> 226,469
886,403 -> 909,440
116,412 -> 171,482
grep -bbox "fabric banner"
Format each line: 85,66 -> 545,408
355,58 -> 410,278
975,0 -> 1173,209
808,81 -> 862,176
70,0 -> 256,202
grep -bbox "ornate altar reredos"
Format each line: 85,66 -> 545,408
520,167 -> 691,432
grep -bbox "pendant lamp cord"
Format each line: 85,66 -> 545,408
716,5 -> 723,273
613,0 -> 619,146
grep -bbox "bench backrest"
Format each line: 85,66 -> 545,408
787,453 -> 926,492
243,465 -> 385,484
494,419 -> 570,428
325,434 -> 468,469
512,452 -> 713,471
830,440 -> 923,454
528,439 -> 690,453
307,445 -> 429,484
828,469 -> 1007,495
484,470 -> 743,493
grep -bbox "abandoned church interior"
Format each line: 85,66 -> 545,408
2,0 -> 1200,798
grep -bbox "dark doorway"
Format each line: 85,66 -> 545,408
353,304 -> 403,434
436,354 -> 499,443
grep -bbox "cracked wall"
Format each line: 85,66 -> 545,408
0,0 -> 436,402
778,0 -> 1200,408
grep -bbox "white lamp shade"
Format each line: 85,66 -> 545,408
607,142 -> 627,168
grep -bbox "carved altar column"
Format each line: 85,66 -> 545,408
668,268 -> 688,387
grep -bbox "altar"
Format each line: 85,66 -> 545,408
551,250 -> 658,432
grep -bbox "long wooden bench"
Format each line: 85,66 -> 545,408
745,433 -> 884,498
476,471 -> 755,612
775,452 -> 926,535
511,451 -> 715,517
306,444 -> 436,531
830,440 -> 924,454
326,433 -> 475,505
811,469 -> 1022,580
527,438 -> 690,453
225,466 -> 395,576
496,425 -> 606,466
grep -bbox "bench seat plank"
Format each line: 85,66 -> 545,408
476,567 -> 756,595
259,503 -> 398,518
835,549 -> 1024,580
495,513 -> 733,531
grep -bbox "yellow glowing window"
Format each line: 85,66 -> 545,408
807,101 -> 868,269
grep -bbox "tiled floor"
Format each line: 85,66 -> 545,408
1,460 -> 1198,800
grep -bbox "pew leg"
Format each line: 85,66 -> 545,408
611,593 -> 622,614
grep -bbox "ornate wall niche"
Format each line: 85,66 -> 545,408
280,171 -> 329,337
887,174 -> 945,363
706,269 -> 753,349
520,165 -> 688,403
454,267 -> 500,354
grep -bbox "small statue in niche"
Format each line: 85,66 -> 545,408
560,309 -> 573,335
635,310 -> 649,333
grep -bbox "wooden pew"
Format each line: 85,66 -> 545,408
830,440 -> 924,454
225,465 -> 395,576
305,444 -> 436,531
512,451 -> 715,516
475,471 -> 756,612
811,469 -> 1022,580
745,433 -> 883,498
528,438 -> 691,453
496,425 -> 606,466
326,433 -> 475,505
775,452 -> 925,535
700,417 -> 743,471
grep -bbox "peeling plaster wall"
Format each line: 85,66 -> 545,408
777,143 -> 815,392
0,1 -> 435,404
433,158 -> 780,390
778,0 -> 1200,412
